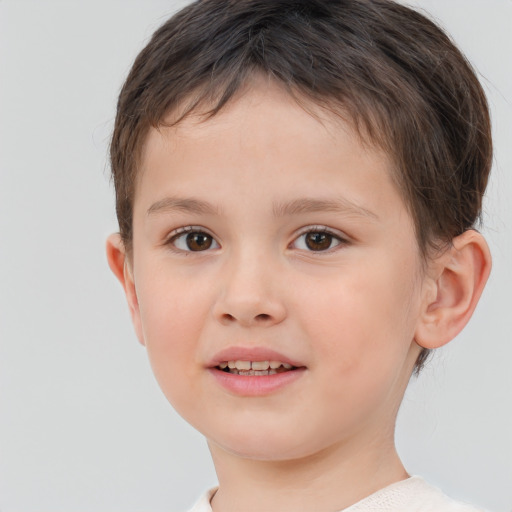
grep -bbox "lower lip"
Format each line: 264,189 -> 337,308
208,367 -> 306,396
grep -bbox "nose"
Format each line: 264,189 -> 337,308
212,251 -> 287,328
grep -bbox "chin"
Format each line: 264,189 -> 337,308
213,440 -> 312,462
204,421 -> 328,462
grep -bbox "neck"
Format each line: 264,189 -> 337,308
209,433 -> 408,512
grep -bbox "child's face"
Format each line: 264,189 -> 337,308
126,82 -> 427,460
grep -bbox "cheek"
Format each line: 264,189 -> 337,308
135,268 -> 212,401
291,261 -> 421,432
297,255 -> 421,371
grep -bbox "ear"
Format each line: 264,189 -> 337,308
415,230 -> 491,349
106,233 -> 145,345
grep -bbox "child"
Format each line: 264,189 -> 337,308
106,0 -> 493,510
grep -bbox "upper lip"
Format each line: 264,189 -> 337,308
207,346 -> 305,368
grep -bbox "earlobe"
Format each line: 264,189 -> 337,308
106,234 -> 145,346
415,230 -> 491,349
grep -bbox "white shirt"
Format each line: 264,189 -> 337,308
186,476 -> 485,512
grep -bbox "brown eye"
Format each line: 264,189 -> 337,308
292,229 -> 343,252
171,229 -> 219,252
186,232 -> 213,251
304,232 -> 334,251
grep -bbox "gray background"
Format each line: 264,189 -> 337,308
0,1 -> 510,511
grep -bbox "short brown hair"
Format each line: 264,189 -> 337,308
110,0 -> 492,372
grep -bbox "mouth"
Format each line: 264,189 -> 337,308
216,360 -> 297,376
208,347 -> 306,395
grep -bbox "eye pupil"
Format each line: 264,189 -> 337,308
186,232 -> 212,251
305,232 -> 332,251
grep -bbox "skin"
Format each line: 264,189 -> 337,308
107,80 -> 491,512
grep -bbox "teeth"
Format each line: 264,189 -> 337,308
234,369 -> 278,376
251,360 -> 270,370
220,360 -> 294,373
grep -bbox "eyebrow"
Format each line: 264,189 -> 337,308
272,197 -> 378,220
147,196 -> 378,220
147,197 -> 222,216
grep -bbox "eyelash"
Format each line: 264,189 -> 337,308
165,225 -> 348,253
166,226 -> 220,253
291,226 -> 348,253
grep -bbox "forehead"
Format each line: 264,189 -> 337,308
142,81 -> 388,173
144,76 -> 388,160
136,81 -> 404,223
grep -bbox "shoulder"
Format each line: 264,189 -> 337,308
344,476 -> 486,512
184,487 -> 217,512
183,479 -> 485,512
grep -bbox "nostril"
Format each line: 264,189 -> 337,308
216,307 -> 285,326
